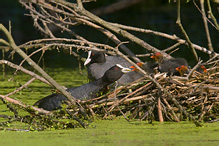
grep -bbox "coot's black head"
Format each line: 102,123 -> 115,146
102,64 -> 132,84
84,50 -> 106,65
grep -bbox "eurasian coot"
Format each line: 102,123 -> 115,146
34,64 -> 132,111
84,50 -> 143,85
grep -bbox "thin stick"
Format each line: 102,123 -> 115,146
162,98 -> 180,122
109,23 -> 217,57
0,95 -> 51,115
206,0 -> 219,31
157,97 -> 164,122
199,0 -> 214,51
6,78 -> 36,97
176,0 -> 198,61
0,60 -> 51,86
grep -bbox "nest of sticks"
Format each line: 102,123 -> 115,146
79,64 -> 219,123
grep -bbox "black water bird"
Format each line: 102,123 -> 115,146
84,50 -> 143,85
34,64 -> 132,111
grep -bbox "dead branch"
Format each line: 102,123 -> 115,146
0,24 -> 78,107
0,60 -> 51,86
0,95 -> 51,115
176,0 -> 198,61
199,0 -> 214,51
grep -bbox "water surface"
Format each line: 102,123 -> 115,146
1,120 -> 219,145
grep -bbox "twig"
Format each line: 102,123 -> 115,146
91,0 -> 142,16
0,95 -> 51,115
199,0 -> 214,51
176,0 -> 198,61
14,44 -> 52,76
193,0 -> 218,31
187,60 -> 203,79
6,78 -> 36,97
55,0 -> 172,59
104,82 -> 152,118
157,97 -> 163,122
163,42 -> 181,53
162,98 -> 180,122
0,60 -> 51,86
0,98 -> 18,117
77,0 -> 83,9
206,0 -> 219,31
109,23 -> 217,57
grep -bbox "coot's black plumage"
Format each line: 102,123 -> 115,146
84,51 -> 143,85
34,64 -> 132,111
151,52 -> 189,76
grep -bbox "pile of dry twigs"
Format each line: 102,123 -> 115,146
80,64 -> 219,124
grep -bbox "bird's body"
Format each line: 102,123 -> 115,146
159,58 -> 188,75
34,79 -> 107,111
34,64 -> 132,111
151,52 -> 189,76
85,51 -> 143,85
87,55 -> 131,81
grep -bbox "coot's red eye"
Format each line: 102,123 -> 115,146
115,67 -> 118,70
92,53 -> 94,56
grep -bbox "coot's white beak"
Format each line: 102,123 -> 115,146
84,51 -> 92,66
116,64 -> 131,73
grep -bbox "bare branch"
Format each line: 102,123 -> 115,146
0,24 -> 78,107
199,0 -> 214,51
176,0 -> 198,61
